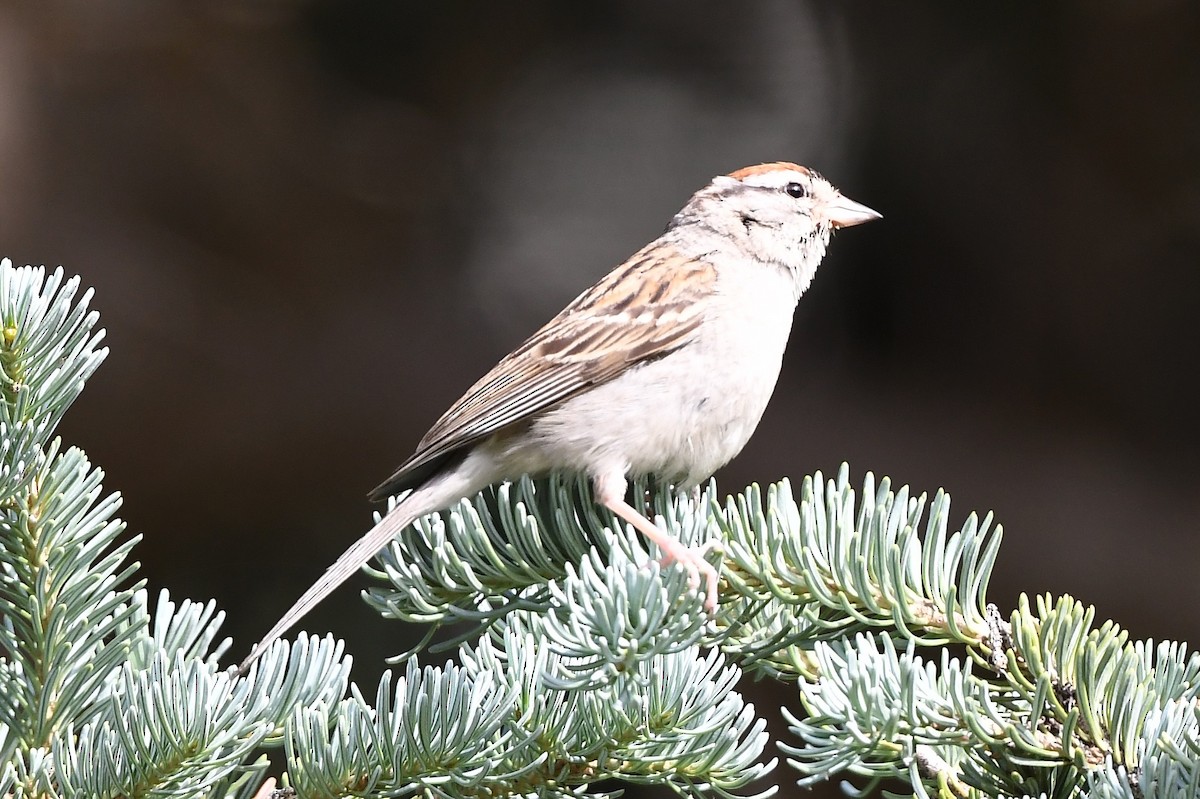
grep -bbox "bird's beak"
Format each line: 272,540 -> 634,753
826,195 -> 882,229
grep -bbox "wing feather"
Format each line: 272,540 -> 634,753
369,245 -> 715,499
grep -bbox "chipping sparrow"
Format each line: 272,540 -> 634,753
239,162 -> 879,672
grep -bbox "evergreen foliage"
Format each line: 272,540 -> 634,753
0,257 -> 1194,798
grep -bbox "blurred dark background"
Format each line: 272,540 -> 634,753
3,1 -> 1198,794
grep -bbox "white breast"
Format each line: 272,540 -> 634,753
521,258 -> 800,488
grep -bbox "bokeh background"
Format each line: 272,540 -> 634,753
3,1 -> 1199,794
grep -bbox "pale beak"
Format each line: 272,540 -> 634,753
826,195 -> 882,229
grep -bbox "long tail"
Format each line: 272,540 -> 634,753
236,502 -> 419,674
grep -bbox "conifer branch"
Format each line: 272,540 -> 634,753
1,256 -> 1197,798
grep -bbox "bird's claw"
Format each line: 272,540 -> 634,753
656,537 -> 721,613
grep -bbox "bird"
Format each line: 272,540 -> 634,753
238,162 -> 879,673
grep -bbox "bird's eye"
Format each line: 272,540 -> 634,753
784,182 -> 808,198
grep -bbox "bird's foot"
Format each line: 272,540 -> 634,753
655,536 -> 721,613
595,475 -> 722,613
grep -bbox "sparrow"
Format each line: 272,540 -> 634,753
239,162 -> 879,673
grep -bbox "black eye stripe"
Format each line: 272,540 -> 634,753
785,182 -> 808,198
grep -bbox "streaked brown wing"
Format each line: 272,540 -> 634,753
369,245 -> 716,499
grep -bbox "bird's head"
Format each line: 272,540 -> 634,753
671,162 -> 880,293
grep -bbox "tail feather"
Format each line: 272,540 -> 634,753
236,504 -> 418,674
238,447 -> 499,675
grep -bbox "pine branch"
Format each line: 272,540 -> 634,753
362,467 -> 1001,676
288,643 -> 773,799
354,467 -> 1200,798
0,259 -> 353,799
3,255 -> 1198,798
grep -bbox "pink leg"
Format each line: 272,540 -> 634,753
593,472 -> 719,612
